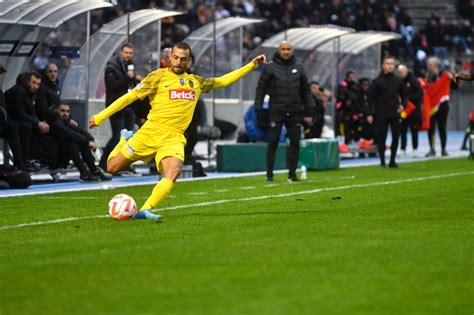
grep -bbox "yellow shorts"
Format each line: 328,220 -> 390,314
120,123 -> 186,173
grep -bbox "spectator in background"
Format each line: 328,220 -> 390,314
255,41 -> 315,182
448,19 -> 471,54
5,72 -> 49,171
160,47 -> 172,68
336,70 -> 359,144
396,64 -> 423,157
424,57 -> 457,157
51,103 -> 111,182
456,0 -> 474,24
183,52 -> 206,172
453,70 -> 474,150
99,43 -> 140,170
460,106 -> 474,151
0,66 -> 29,171
426,17 -> 448,60
305,81 -> 325,139
36,63 -> 61,121
357,78 -> 375,143
35,63 -> 81,166
368,55 -> 406,168
238,105 -> 286,144
36,63 -> 79,125
215,3 -> 231,20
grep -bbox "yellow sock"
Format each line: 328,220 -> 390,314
140,178 -> 174,210
107,137 -> 127,162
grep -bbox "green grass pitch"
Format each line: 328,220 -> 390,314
1,158 -> 473,315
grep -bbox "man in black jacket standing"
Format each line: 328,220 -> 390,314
255,41 -> 316,181
368,55 -> 406,168
396,64 -> 423,157
99,43 -> 139,170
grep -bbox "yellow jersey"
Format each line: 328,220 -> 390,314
94,61 -> 257,134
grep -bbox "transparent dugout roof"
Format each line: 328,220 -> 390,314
185,16 -> 263,62
61,9 -> 183,100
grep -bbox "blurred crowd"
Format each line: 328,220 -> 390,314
93,1 -> 474,70
29,0 -> 474,79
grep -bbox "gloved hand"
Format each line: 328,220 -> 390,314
256,110 -> 269,128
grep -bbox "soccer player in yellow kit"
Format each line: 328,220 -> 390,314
89,42 -> 267,220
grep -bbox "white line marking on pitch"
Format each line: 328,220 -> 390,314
38,196 -> 98,200
264,184 -> 278,187
1,171 -> 473,231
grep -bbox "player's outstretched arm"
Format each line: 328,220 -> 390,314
251,54 -> 267,66
209,54 -> 267,91
89,92 -> 139,129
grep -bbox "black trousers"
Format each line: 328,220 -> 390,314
310,115 -> 324,138
375,114 -> 401,164
360,121 -> 375,141
1,120 -> 30,168
8,120 -> 32,166
400,118 -> 419,150
428,102 -> 449,151
99,107 -> 135,168
267,114 -> 302,178
59,141 -> 98,176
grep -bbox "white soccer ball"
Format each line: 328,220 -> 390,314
108,194 -> 138,220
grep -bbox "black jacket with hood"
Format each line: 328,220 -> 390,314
4,73 -> 40,127
254,52 -> 315,116
36,70 -> 61,122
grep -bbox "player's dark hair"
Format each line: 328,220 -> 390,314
172,42 -> 192,56
120,42 -> 134,51
359,78 -> 369,84
309,81 -> 319,86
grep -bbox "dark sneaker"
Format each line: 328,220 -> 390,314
25,159 -> 42,172
20,164 -> 36,173
441,150 -> 449,156
288,175 -> 299,182
79,173 -> 99,182
425,149 -> 436,157
389,162 -> 399,168
266,171 -> 273,182
93,169 -> 112,181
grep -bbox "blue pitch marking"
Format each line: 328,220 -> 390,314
0,131 -> 470,198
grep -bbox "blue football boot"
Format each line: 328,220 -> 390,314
133,209 -> 162,221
